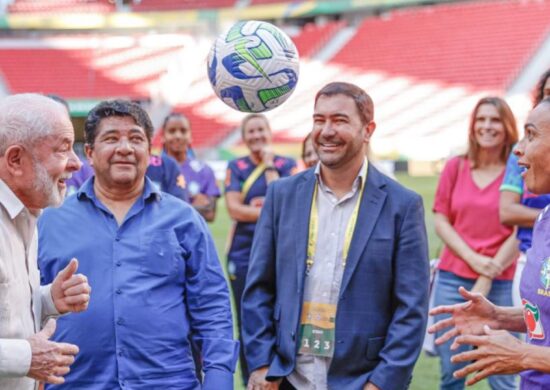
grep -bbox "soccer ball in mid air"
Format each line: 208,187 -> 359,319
207,20 -> 300,113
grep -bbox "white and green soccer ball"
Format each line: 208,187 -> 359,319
207,20 -> 300,113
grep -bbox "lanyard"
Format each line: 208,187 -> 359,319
306,160 -> 368,272
241,162 -> 266,200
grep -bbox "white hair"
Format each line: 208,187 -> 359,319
0,93 -> 67,156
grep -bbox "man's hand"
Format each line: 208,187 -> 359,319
428,287 -> 499,349
27,319 -> 79,384
51,258 -> 91,314
363,382 -> 381,390
451,325 -> 527,385
247,367 -> 281,390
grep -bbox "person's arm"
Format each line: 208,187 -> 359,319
261,147 -> 280,185
450,325 -> 546,386
428,287 -> 526,348
0,339 -> 32,377
434,213 -> 502,278
472,230 -> 519,295
241,184 -> 279,380
191,194 -> 217,222
193,165 -> 221,222
500,190 -> 541,227
225,191 -> 261,222
368,195 -> 430,390
182,212 -> 238,390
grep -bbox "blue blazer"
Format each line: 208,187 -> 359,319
242,164 -> 430,390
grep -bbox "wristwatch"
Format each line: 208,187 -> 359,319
265,166 -> 277,171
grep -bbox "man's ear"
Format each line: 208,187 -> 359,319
364,121 -> 376,142
84,143 -> 93,167
3,144 -> 27,177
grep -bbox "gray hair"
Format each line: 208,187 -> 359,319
0,93 -> 67,156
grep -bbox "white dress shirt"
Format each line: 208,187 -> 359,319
0,179 -> 58,390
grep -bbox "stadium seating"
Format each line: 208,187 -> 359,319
291,20 -> 345,58
331,1 -> 550,90
0,40 -> 184,99
8,0 -> 114,14
131,0 -> 235,12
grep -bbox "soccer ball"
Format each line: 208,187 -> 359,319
207,20 -> 300,113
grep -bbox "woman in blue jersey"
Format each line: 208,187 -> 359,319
224,113 -> 296,384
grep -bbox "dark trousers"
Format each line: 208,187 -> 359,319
228,259 -> 249,384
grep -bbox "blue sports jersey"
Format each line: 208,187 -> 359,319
500,151 -> 550,252
224,155 -> 296,264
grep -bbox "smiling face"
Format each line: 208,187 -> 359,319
472,103 -> 507,152
242,116 -> 272,156
312,94 -> 374,171
163,115 -> 191,157
515,102 -> 550,195
25,113 -> 81,208
86,116 -> 150,191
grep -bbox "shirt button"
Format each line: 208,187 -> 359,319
118,351 -> 123,357
115,237 -> 121,242
117,318 -> 124,325
116,261 -> 122,267
116,289 -> 122,295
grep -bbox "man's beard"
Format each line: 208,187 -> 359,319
32,159 -> 63,207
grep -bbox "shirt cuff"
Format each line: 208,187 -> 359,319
40,284 -> 60,318
202,368 -> 234,390
0,339 -> 32,377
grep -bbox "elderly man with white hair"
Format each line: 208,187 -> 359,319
0,93 -> 91,389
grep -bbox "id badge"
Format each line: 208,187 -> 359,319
298,301 -> 336,357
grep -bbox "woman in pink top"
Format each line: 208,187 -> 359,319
432,97 -> 519,390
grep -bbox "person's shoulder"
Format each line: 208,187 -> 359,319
274,155 -> 297,166
228,156 -> 251,171
271,168 -> 311,192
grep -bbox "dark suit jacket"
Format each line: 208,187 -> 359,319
242,164 -> 430,390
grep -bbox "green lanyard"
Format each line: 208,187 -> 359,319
306,160 -> 368,273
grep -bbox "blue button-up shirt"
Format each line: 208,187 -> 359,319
38,177 -> 238,390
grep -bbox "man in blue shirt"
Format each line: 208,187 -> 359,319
38,100 -> 238,389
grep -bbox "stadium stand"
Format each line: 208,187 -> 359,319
331,1 -> 550,90
2,0 -> 549,158
0,41 -> 183,98
8,0 -> 115,14
131,0 -> 235,12
291,20 -> 346,58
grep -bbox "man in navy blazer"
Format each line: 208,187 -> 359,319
242,82 -> 430,390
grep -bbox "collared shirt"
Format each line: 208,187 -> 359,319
288,161 -> 367,390
38,178 -> 238,390
0,179 -> 57,390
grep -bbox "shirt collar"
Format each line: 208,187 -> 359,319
314,158 -> 368,195
0,178 -> 26,220
77,176 -> 162,203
